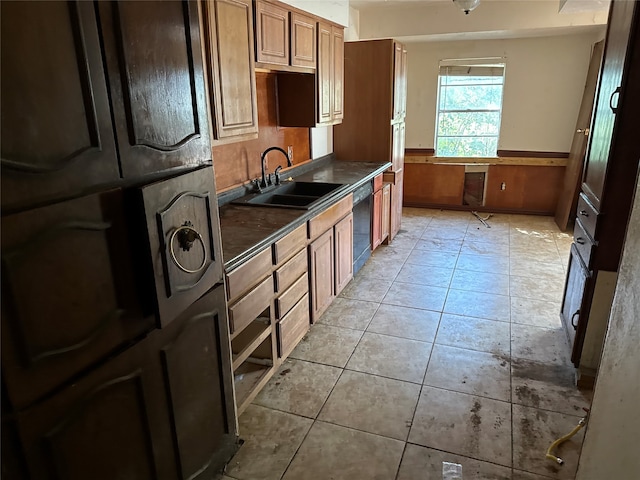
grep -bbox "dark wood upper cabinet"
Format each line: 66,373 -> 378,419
0,0 -> 119,213
203,0 -> 259,142
98,0 -> 211,179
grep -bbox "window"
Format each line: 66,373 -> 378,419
435,60 -> 505,157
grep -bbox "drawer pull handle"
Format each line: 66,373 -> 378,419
579,210 -> 588,217
170,221 -> 207,274
609,86 -> 621,114
576,237 -> 586,245
571,310 -> 580,329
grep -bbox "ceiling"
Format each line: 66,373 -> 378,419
352,0 -> 609,43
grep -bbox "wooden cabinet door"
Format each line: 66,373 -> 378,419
1,191 -> 153,410
372,189 -> 383,249
393,42 -> 404,121
308,228 -> 334,322
15,329 -> 177,480
317,21 -> 333,125
401,46 -> 408,118
146,285 -> 236,480
291,12 -> 316,69
390,169 -> 404,242
255,0 -> 289,65
582,0 -> 636,208
98,1 -> 211,179
560,245 -> 592,366
391,122 -> 406,170
14,285 -> 234,480
138,167 -> 224,327
1,0 -> 119,212
332,26 -> 344,122
334,213 -> 354,295
204,0 -> 259,140
382,183 -> 391,241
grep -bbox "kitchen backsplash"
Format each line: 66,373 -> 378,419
212,72 -> 311,192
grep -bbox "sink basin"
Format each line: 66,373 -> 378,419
231,181 -> 348,210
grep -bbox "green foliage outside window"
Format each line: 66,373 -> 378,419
436,69 -> 504,157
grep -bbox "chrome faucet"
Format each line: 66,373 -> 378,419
260,147 -> 292,188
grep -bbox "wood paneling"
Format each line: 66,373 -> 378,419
485,165 -> 565,214
212,72 -> 310,191
403,164 -> 465,207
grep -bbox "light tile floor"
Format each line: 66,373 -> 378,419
224,208 -> 592,480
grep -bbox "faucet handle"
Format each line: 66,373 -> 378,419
274,165 -> 283,185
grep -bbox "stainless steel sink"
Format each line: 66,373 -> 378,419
231,181 -> 348,210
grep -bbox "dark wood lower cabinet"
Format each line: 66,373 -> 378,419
560,245 -> 592,363
11,285 -> 236,480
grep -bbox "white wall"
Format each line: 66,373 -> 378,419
405,33 -> 599,152
575,176 -> 640,479
280,0 -> 349,26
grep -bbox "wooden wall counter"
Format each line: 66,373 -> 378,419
403,149 -> 567,215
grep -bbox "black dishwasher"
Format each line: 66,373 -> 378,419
352,181 -> 373,274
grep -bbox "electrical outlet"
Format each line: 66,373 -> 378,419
287,145 -> 293,162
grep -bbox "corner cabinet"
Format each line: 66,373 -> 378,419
560,0 -> 640,386
202,0 -> 259,143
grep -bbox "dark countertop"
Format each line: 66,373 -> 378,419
219,160 -> 391,271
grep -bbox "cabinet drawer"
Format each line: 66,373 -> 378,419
1,190 -> 153,409
308,194 -> 353,240
138,167 -> 224,328
274,248 -> 307,293
226,247 -> 272,302
576,193 -> 599,240
228,276 -> 273,337
277,294 -> 310,358
574,219 -> 596,269
273,223 -> 307,265
276,273 -> 309,318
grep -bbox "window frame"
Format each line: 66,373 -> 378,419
435,60 -> 506,158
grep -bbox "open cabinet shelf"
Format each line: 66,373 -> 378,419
231,316 -> 271,371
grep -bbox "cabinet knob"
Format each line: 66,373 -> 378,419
579,210 -> 588,217
576,237 -> 586,245
571,310 -> 580,329
576,128 -> 590,135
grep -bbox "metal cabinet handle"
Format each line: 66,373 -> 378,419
610,86 -> 621,114
576,237 -> 586,245
579,210 -> 588,217
571,310 -> 580,329
169,221 -> 207,274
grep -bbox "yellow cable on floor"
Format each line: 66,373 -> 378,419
545,410 -> 589,465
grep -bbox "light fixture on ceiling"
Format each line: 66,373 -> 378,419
453,0 -> 480,15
